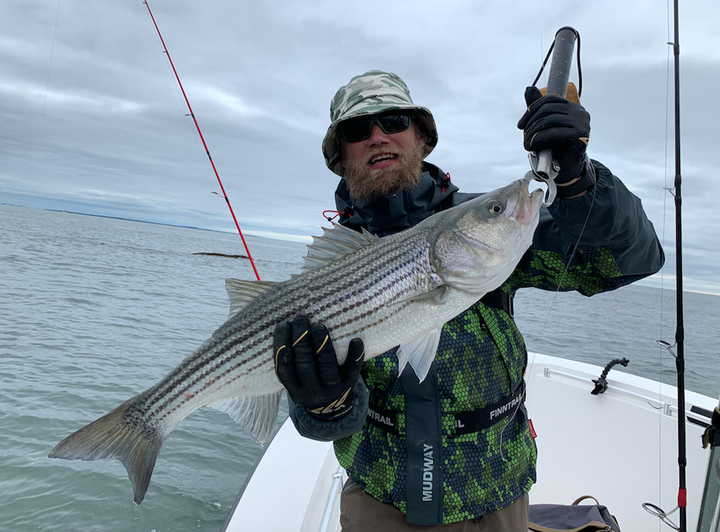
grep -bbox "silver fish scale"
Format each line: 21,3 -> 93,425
139,227 -> 438,428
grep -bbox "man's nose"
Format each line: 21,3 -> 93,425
367,123 -> 389,144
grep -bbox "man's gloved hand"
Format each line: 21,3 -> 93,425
274,315 -> 364,421
517,84 -> 591,189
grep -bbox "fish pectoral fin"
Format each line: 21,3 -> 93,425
396,328 -> 442,383
403,285 -> 447,305
48,393 -> 164,505
209,389 -> 283,445
386,286 -> 448,312
225,279 -> 278,318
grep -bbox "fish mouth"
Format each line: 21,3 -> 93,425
522,171 -> 556,209
514,178 -> 544,225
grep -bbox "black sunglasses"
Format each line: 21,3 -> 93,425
338,111 -> 414,143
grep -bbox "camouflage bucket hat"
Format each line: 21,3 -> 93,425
322,70 -> 438,176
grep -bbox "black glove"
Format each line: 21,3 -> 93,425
274,315 -> 364,421
517,86 -> 591,189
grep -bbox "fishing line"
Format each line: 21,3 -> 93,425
501,26 -> 596,456
644,1 -> 688,529
142,0 -> 261,281
653,0 -> 676,520
539,0 -> 545,71
500,184 -> 597,460
42,0 -> 62,116
501,25 -> 595,453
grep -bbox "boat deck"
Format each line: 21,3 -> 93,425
224,353 -> 717,531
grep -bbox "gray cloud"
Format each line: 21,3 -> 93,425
2,0 -> 718,292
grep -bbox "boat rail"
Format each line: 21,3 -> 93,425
318,466 -> 345,532
540,366 -> 711,426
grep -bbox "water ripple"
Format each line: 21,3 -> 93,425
1,204 -> 718,531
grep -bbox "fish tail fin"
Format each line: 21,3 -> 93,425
48,396 -> 163,505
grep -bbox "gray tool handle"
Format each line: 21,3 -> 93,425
545,27 -> 577,97
531,27 -> 578,205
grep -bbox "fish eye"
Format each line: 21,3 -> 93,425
489,201 -> 504,215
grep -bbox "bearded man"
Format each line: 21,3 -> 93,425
273,70 -> 664,531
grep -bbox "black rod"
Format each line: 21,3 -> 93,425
672,0 -> 687,530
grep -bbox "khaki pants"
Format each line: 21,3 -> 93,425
340,480 -> 529,531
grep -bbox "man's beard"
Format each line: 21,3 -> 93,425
342,140 -> 425,201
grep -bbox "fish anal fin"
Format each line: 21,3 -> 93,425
48,395 -> 164,505
225,279 -> 278,318
209,390 -> 283,445
396,328 -> 442,382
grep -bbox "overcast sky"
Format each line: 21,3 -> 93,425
1,0 -> 718,293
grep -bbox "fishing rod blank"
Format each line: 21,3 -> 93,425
143,0 -> 261,281
643,2 -> 688,530
671,0 -> 687,529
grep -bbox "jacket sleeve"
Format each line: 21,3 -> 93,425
287,376 -> 369,442
507,160 -> 664,295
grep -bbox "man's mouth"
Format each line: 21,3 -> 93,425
368,153 -> 398,165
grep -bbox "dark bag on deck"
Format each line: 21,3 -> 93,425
529,495 -> 621,532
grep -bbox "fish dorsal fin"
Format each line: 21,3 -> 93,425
396,327 -> 443,382
225,278 -> 278,318
302,223 -> 378,271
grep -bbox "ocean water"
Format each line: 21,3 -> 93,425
1,204 -> 718,532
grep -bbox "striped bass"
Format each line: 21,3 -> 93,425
49,177 -> 544,504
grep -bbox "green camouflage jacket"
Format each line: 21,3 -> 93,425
288,160 -> 664,525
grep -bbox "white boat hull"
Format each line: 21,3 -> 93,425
528,353 -> 714,531
223,353 -> 717,531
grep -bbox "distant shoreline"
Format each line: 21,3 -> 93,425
0,201 -> 315,244
2,202 -> 716,296
0,202 -> 225,234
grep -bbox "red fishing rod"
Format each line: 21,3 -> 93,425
143,0 -> 261,281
